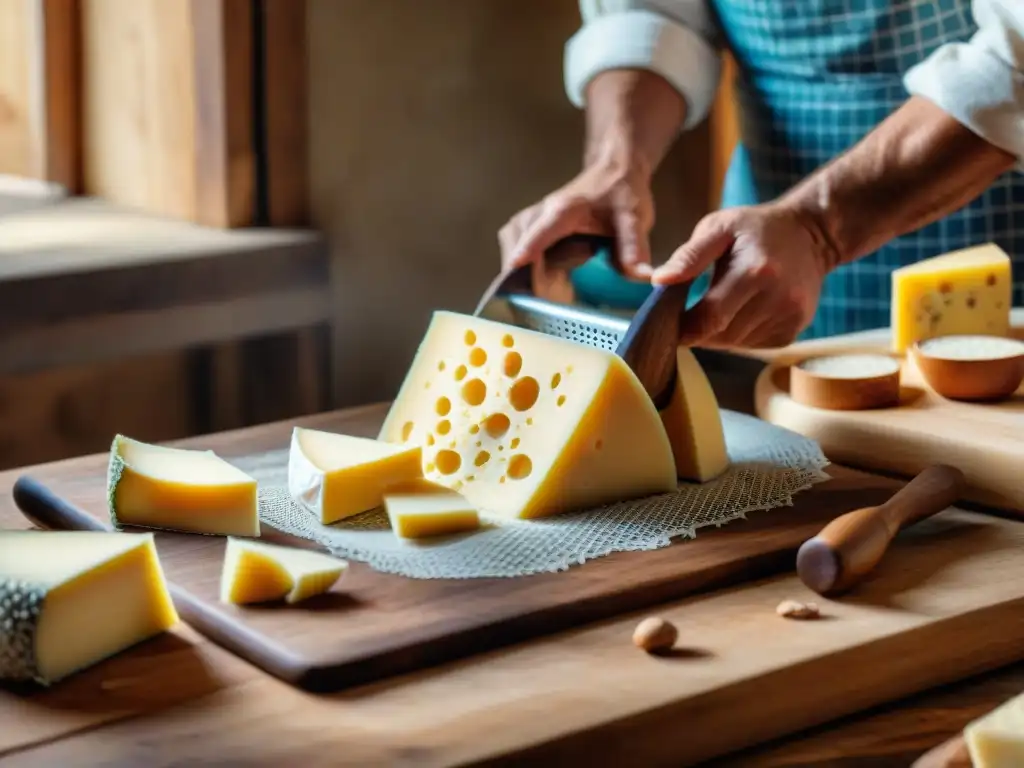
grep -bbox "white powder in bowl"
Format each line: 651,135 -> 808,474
796,354 -> 901,380
918,335 -> 1024,361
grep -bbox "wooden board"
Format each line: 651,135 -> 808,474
4,406 -> 1024,764
3,402 -> 942,693
0,0 -> 80,190
755,320 -> 1024,516
80,0 -> 254,227
3,475 -> 1024,766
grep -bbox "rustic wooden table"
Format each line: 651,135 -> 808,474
0,355 -> 1020,766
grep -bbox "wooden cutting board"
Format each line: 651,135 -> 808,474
754,320 -> 1024,515
7,405 -> 1024,763
3,403 -> 928,692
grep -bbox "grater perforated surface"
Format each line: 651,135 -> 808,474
488,295 -> 631,352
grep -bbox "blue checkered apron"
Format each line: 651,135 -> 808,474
710,0 -> 1024,339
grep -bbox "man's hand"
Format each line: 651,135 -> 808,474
499,68 -> 687,280
498,154 -> 656,280
651,203 -> 840,349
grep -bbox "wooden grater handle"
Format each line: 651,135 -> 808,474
796,464 -> 966,596
615,281 -> 693,409
473,235 -> 613,316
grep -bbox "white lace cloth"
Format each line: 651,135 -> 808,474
240,410 -> 829,579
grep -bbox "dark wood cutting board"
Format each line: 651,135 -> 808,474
914,735 -> 972,768
10,403 -> 907,693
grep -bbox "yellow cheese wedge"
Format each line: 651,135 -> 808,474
107,435 -> 259,536
378,311 -> 677,519
0,531 -> 179,685
288,427 -> 423,524
660,346 -> 729,482
384,478 -> 481,539
891,243 -> 1012,352
219,537 -> 348,605
965,689 -> 1024,767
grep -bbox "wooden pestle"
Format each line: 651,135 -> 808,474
796,464 -> 966,596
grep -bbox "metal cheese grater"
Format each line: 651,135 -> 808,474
474,235 -> 691,409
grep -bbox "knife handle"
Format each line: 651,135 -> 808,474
796,464 -> 966,596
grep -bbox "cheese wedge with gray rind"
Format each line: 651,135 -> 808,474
379,311 -> 677,519
107,435 -> 259,537
660,346 -> 729,482
219,537 -> 348,604
384,479 -> 481,539
0,531 -> 179,686
964,690 -> 1024,767
287,427 -> 423,524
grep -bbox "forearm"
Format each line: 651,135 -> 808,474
782,96 -> 1018,268
582,69 -> 687,177
563,3 -> 722,174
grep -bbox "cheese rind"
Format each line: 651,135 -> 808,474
964,690 -> 1024,767
891,243 -> 1012,352
107,435 -> 259,537
219,537 -> 348,604
384,479 -> 481,539
0,531 -> 179,685
378,311 -> 677,519
660,346 -> 729,482
287,428 -> 423,524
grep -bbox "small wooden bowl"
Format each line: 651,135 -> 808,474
912,334 -> 1024,401
789,353 -> 902,411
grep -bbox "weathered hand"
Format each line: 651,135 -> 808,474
498,156 -> 656,280
651,203 -> 839,349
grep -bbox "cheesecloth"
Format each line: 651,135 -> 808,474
240,410 -> 829,579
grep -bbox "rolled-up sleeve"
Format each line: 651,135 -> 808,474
563,1 -> 722,130
903,0 -> 1024,165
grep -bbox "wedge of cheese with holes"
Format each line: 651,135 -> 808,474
965,690 -> 1024,767
378,311 -> 677,519
107,435 -> 260,537
219,537 -> 348,605
661,346 -> 729,482
0,531 -> 179,686
384,478 -> 481,539
891,243 -> 1012,352
288,427 -> 423,524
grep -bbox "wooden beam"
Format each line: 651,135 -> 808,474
0,0 -> 81,190
709,53 -> 739,210
80,0 -> 256,227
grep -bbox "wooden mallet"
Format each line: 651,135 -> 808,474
796,464 -> 966,596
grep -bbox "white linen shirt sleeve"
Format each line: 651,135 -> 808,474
904,0 -> 1024,165
563,1 -> 723,131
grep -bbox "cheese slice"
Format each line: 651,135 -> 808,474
107,435 -> 259,537
965,690 -> 1024,767
891,243 -> 1012,352
384,478 -> 481,539
660,346 -> 729,482
378,311 -> 677,519
0,531 -> 179,685
288,427 -> 423,523
219,537 -> 348,605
